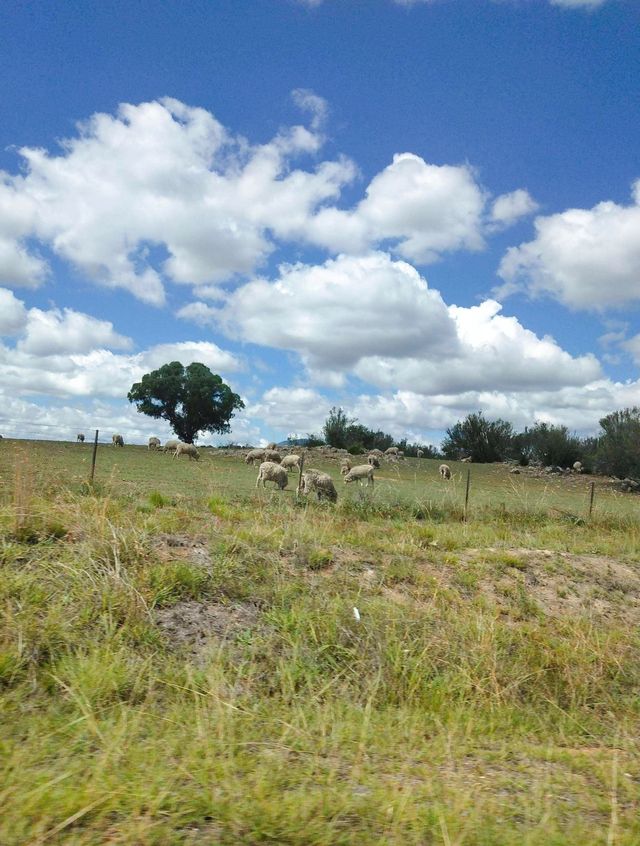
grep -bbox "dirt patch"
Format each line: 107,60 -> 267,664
458,548 -> 640,624
151,533 -> 212,570
155,599 -> 260,655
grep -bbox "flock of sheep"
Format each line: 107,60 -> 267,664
73,434 -> 454,504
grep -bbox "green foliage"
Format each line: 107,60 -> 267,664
322,406 -> 395,452
514,422 -> 583,467
594,407 -> 640,478
127,360 -> 244,444
442,412 -> 515,462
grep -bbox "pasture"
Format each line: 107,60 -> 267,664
1,439 -> 639,845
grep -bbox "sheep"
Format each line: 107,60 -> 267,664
344,464 -> 375,487
163,439 -> 180,454
416,449 -> 424,458
369,448 -> 383,457
461,456 -> 472,463
367,454 -> 380,468
439,464 -> 451,480
77,433 -> 85,443
266,442 -> 277,450
148,437 -> 161,450
281,454 -> 301,472
384,447 -> 399,456
340,457 -> 352,475
299,468 -> 338,502
112,434 -> 124,447
256,461 -> 288,490
174,442 -> 200,461
245,448 -> 266,465
573,461 -> 583,473
264,449 -> 281,464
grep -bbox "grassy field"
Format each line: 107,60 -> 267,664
1,439 -> 639,845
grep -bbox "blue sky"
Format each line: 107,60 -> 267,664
0,0 -> 639,446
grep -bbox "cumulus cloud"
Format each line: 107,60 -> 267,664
216,252 -> 459,373
497,181 -> 640,309
201,252 -> 600,396
0,292 -> 242,400
549,0 -> 607,8
307,154 -> 488,262
490,189 -> 539,228
0,287 -> 28,334
246,386 -> 328,434
0,98 -> 534,305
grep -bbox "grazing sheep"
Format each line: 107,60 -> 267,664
77,433 -> 85,443
367,454 -> 380,468
369,448 -> 383,457
148,437 -> 161,450
439,464 -> 451,480
112,434 -> 124,447
299,468 -> 338,502
573,461 -> 583,473
340,457 -> 352,475
461,456 -> 472,463
385,447 -> 399,456
264,449 -> 281,464
344,464 -> 375,487
256,461 -> 288,490
163,439 -> 180,454
281,454 -> 301,472
245,448 -> 266,465
174,442 -> 200,461
416,449 -> 424,458
266,442 -> 277,450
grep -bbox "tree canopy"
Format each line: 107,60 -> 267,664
441,412 -> 514,463
127,361 -> 244,444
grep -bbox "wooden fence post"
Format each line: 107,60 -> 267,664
89,429 -> 99,484
588,481 -> 595,518
296,454 -> 305,501
464,468 -> 471,522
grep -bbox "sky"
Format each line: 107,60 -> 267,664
0,0 -> 639,447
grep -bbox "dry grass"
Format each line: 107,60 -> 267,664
0,439 -> 639,845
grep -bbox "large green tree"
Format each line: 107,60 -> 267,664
594,407 -> 640,479
127,362 -> 244,444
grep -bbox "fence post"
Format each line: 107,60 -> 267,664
296,454 -> 305,501
463,468 -> 471,522
588,481 -> 595,518
89,429 -> 99,484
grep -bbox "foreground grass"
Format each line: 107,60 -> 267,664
0,440 -> 639,845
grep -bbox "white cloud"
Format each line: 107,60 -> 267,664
549,0 -> 607,8
246,386 -> 328,434
17,308 -> 132,356
490,189 -> 539,228
354,298 -> 601,395
0,287 -> 28,334
216,252 -> 459,372
497,181 -> 640,309
307,154 -> 488,262
0,99 -> 534,305
0,292 -> 242,400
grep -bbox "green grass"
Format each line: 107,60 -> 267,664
0,439 -> 639,844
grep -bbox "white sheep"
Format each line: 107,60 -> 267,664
340,457 -> 352,475
367,454 -> 380,468
112,434 -> 124,447
174,442 -> 200,461
416,449 -> 424,458
162,439 -> 180,454
461,456 -> 472,463
266,442 -> 277,450
256,461 -> 288,490
344,464 -> 375,487
264,449 -> 281,464
148,437 -> 161,450
77,433 -> 85,443
245,448 -> 266,465
439,464 -> 451,480
573,461 -> 583,473
385,446 -> 399,456
299,468 -> 338,502
281,454 -> 301,472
